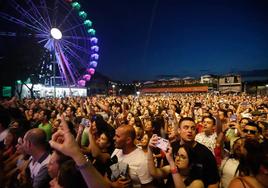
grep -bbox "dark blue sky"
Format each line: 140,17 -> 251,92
83,0 -> 268,82
0,0 -> 268,83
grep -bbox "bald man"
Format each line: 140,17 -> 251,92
22,128 -> 51,188
110,125 -> 154,188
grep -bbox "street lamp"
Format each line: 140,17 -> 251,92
50,27 -> 62,98
112,84 -> 115,95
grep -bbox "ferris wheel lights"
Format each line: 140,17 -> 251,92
83,74 -> 91,81
90,37 -> 98,44
90,61 -> 98,68
91,53 -> 99,60
3,0 -> 99,88
78,80 -> 86,87
78,11 -> 87,19
71,2 -> 81,10
88,68 -> 95,75
50,28 -> 62,40
84,20 -> 92,27
91,45 -> 99,52
88,29 -> 96,36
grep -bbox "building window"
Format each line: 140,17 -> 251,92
234,76 -> 238,83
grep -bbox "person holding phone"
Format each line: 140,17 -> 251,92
148,117 -> 219,188
166,144 -> 204,188
224,116 -> 244,147
148,134 -> 204,188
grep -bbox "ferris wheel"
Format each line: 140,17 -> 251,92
0,0 -> 99,87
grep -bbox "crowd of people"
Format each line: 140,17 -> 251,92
0,93 -> 267,188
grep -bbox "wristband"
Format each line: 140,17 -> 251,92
76,161 -> 91,170
170,167 -> 178,174
75,155 -> 91,170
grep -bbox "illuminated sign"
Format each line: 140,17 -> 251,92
140,86 -> 208,93
16,84 -> 87,98
2,86 -> 12,97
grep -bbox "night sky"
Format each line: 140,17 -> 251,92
1,0 -> 268,83
83,0 -> 268,82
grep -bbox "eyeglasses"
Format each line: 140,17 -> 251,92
243,129 -> 257,135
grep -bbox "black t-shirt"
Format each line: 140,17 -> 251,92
165,166 -> 203,188
87,153 -> 110,176
171,141 -> 220,188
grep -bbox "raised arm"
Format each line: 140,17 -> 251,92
88,125 -> 110,163
49,116 -> 109,188
147,134 -> 170,178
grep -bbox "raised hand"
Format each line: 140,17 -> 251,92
49,115 -> 81,160
148,134 -> 159,149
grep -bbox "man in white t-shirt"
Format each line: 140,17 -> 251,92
109,125 -> 154,188
195,115 -> 217,155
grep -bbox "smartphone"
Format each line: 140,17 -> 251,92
229,115 -> 237,122
156,137 -> 169,152
80,118 -> 90,127
119,174 -> 127,180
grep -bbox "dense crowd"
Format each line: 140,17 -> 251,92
0,93 -> 267,188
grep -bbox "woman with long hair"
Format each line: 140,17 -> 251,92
148,134 -> 204,188
228,139 -> 267,188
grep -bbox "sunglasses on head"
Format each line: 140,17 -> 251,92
243,129 -> 257,134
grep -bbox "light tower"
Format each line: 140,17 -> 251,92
50,28 -> 62,97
